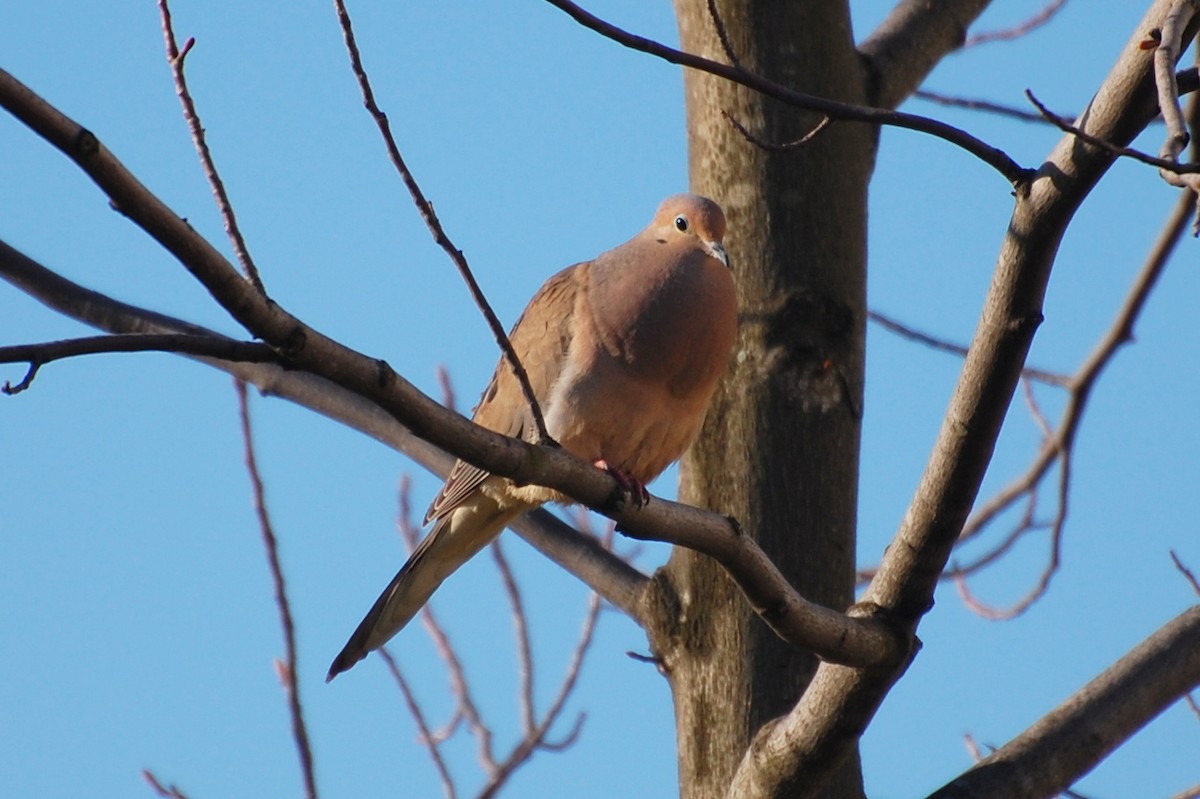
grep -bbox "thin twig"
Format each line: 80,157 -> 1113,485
158,0 -> 266,293
953,453 -> 1069,620
964,0 -> 1069,48
915,89 -> 1059,125
1186,693 -> 1200,723
1026,89 -> 1200,174
1171,550 -> 1200,596
959,184 -> 1192,542
331,0 -> 551,445
0,334 -> 278,395
142,770 -> 190,799
235,379 -> 319,799
868,310 -> 1070,387
378,650 -> 458,799
705,0 -> 742,70
721,110 -> 832,152
492,539 -> 538,737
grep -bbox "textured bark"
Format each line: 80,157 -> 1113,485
653,3 -> 876,797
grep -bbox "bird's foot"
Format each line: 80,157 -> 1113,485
593,459 -> 649,508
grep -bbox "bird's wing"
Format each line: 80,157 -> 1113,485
424,263 -> 585,524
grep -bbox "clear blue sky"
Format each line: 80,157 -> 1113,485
2,2 -> 1197,797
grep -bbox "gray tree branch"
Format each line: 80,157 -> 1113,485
0,77 -> 899,669
725,2 -> 1200,796
927,606 -> 1200,799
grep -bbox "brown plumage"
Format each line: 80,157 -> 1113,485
327,194 -> 738,681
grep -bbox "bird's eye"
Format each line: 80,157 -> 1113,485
674,215 -> 689,232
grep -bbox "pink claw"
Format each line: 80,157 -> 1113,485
593,459 -> 650,508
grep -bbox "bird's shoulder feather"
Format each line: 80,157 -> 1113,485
424,262 -> 587,524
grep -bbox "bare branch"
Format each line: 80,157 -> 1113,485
491,539 -> 538,737
705,0 -> 742,70
142,770 -> 190,799
0,237 -> 651,633
234,380 -> 318,799
0,334 -> 278,394
914,90 -> 1060,125
543,0 -> 1030,183
1172,550 -> 1200,596
331,0 -> 551,445
728,3 -> 1200,794
0,68 -> 905,670
721,110 -> 832,153
964,0 -> 1069,48
868,310 -> 1070,387
157,0 -> 266,293
392,478 -> 499,772
959,177 -> 1193,544
378,650 -> 458,799
926,606 -> 1200,799
1026,88 -> 1200,174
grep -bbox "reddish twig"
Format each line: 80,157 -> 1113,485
158,0 -> 266,293
235,379 -> 319,799
142,770 -> 190,799
952,453 -> 1069,620
331,0 -> 551,445
964,0 -> 1069,48
491,539 -> 538,736
379,649 -> 458,799
392,477 -> 498,771
958,185 -> 1191,544
721,110 -> 832,152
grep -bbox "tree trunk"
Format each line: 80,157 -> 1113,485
651,2 -> 877,797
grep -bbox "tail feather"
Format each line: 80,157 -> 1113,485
327,494 -> 524,681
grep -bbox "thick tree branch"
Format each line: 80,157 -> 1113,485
926,606 -> 1200,799
725,3 -> 1200,796
542,0 -> 1028,183
0,63 -> 901,668
858,0 -> 994,110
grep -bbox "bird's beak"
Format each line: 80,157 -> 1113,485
706,241 -> 731,269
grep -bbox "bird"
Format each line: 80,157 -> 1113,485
327,194 -> 738,681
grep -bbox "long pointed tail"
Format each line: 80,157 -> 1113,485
327,494 -> 524,681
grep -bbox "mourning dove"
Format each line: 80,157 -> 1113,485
327,194 -> 738,681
